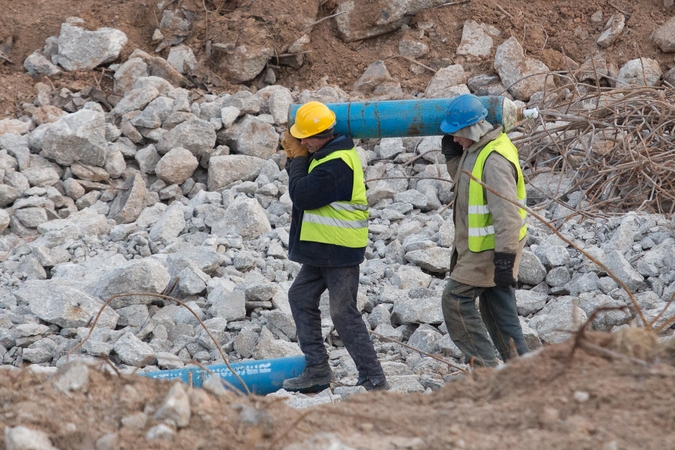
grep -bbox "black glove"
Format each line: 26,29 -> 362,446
441,135 -> 463,161
493,252 -> 517,288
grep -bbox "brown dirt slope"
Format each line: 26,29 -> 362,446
1,0 -> 673,114
1,331 -> 674,449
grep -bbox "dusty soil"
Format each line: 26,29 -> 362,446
2,330 -> 675,449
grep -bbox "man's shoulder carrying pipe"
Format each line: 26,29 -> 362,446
288,96 -> 539,140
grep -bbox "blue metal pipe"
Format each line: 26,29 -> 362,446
288,96 -> 527,139
143,355 -> 306,395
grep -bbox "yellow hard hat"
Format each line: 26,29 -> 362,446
290,101 -> 336,139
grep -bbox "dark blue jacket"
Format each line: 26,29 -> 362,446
286,135 -> 366,267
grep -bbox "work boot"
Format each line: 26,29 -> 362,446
282,361 -> 333,393
356,377 -> 390,392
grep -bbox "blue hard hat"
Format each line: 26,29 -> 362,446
440,94 -> 488,134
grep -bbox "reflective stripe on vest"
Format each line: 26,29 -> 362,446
300,148 -> 369,248
467,133 -> 527,252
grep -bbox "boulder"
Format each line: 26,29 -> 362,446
57,21 -> 128,71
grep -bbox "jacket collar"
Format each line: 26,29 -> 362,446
311,135 -> 355,161
466,127 -> 502,154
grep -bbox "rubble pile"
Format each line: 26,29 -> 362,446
0,11 -> 674,417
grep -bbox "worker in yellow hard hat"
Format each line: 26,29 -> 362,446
280,101 -> 389,393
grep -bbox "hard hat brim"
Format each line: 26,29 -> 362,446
440,119 -> 461,134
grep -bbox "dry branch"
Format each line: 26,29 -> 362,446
517,84 -> 675,215
67,291 -> 251,394
461,169 -> 649,328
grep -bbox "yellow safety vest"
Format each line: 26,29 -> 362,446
300,148 -> 369,248
467,133 -> 527,252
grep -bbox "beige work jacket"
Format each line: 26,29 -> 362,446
445,127 -> 526,288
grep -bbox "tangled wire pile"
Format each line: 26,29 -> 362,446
516,82 -> 675,216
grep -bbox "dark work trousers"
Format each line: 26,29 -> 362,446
288,264 -> 386,383
442,279 -> 529,367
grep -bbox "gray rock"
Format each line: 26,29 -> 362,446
253,327 -> 303,359
518,250 -> 546,285
57,22 -> 128,71
398,38 -> 429,58
220,106 -> 240,128
368,304 -> 392,329
155,147 -> 199,185
546,266 -> 571,287
156,116 -> 216,158
597,13 -> 625,48
14,208 -> 49,228
456,20 -> 494,58
438,333 -> 463,358
653,16 -> 675,52
116,304 -> 150,328
0,210 -> 9,232
515,290 -> 548,316
113,332 -> 155,366
5,426 -> 58,450
108,172 -> 147,224
262,310 -> 296,340
266,87 -> 294,125
23,339 -> 56,363
146,424 -> 175,441
135,144 -> 161,174
423,65 -> 468,98
577,292 -> 632,331
154,382 -> 191,427
388,375 -> 425,393
24,51 -> 61,77
113,57 -> 149,95
233,328 -> 258,358
41,109 -> 108,167
172,300 -> 205,326
407,324 -> 442,354
335,0 -> 432,43
565,272 -> 600,296
467,74 -> 506,96
520,318 -> 542,350
543,245 -> 570,267
208,280 -> 246,321
94,258 -> 170,308
111,88 -> 160,118
207,155 -> 273,191
528,296 -> 587,344
217,115 -> 278,159
211,196 -> 271,239
494,37 -> 555,101
149,204 -> 186,242
37,208 -> 111,240
54,362 -> 89,394
601,250 -> 644,292
217,45 -> 274,83
167,45 -> 197,74
0,185 -> 21,207
405,247 -> 452,273
17,280 -> 118,328
353,60 -> 393,94
617,58 -> 662,87
377,138 -> 405,159
391,297 -> 443,325
391,266 -> 431,289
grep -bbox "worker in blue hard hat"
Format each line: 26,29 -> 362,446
279,101 -> 389,393
439,93 -> 529,367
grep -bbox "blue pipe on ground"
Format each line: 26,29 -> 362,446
143,355 -> 306,395
288,96 -> 531,139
